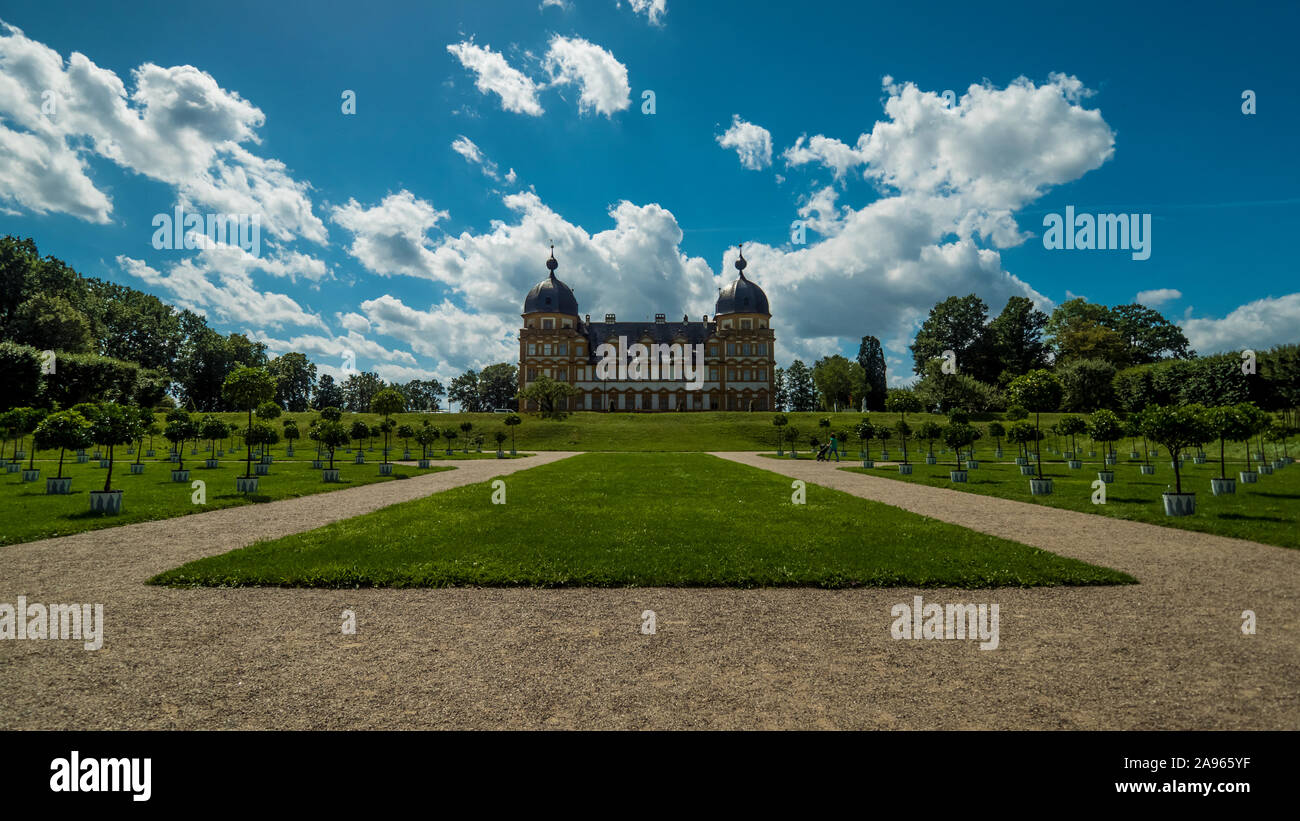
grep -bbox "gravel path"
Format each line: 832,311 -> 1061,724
1,451 -> 1296,730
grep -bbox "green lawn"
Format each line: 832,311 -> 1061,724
149,453 -> 1133,589
838,454 -> 1300,549
0,456 -> 454,546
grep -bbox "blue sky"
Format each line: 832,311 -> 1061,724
1,0 -> 1297,388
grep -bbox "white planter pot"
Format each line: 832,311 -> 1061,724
1163,492 -> 1196,517
949,470 -> 968,483
861,460 -> 874,469
204,459 -> 220,469
1139,465 -> 1155,475
1210,478 -> 1236,495
255,464 -> 270,475
1020,465 -> 1036,476
89,490 -> 123,514
897,464 -> 912,475
236,476 -> 259,493
1068,460 -> 1083,469
171,470 -> 190,482
925,456 -> 937,465
321,469 -> 340,483
129,464 -> 144,474
966,460 -> 979,469
379,464 -> 394,475
22,468 -> 40,481
419,459 -> 431,468
1029,478 -> 1053,495
1239,471 -> 1258,484
1097,471 -> 1114,484
46,477 -> 72,494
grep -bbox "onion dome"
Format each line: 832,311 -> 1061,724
523,245 -> 579,315
714,245 -> 769,316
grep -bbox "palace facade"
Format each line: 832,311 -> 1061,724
519,249 -> 775,412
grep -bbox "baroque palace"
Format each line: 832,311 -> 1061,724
519,248 -> 775,412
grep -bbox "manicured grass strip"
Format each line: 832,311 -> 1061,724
149,453 -> 1133,589
840,458 -> 1300,550
0,459 -> 453,547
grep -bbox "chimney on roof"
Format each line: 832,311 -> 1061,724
682,313 -> 688,323
654,313 -> 665,324
605,313 -> 616,324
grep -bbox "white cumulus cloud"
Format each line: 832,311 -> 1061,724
717,115 -> 772,171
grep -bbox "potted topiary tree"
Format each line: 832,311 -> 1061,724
1088,409 -> 1123,484
316,419 -> 349,482
944,422 -> 977,483
307,420 -> 322,469
1205,405 -> 1246,495
459,421 -> 473,454
966,426 -> 983,469
917,421 -> 942,465
415,422 -> 438,468
18,407 -> 48,482
370,388 -> 405,473
1267,422 -> 1288,470
87,403 -> 142,515
130,407 -> 154,475
255,402 -> 282,463
443,428 -> 458,455
785,425 -> 799,458
163,411 -> 197,482
245,421 -> 278,483
33,409 -> 93,494
283,419 -> 299,457
772,413 -> 788,456
877,426 -> 893,464
397,424 -> 415,460
350,419 -> 370,463
1139,403 -> 1209,516
1007,370 -> 1061,495
1057,414 -> 1086,469
895,419 -> 912,473
1235,403 -> 1269,484
504,413 -> 521,456
223,367 -> 276,481
199,416 -> 229,469
855,419 -> 875,468
987,421 -> 1005,459
494,430 -> 508,458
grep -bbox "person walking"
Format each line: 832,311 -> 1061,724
828,433 -> 841,463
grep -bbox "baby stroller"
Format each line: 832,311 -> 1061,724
815,443 -> 832,461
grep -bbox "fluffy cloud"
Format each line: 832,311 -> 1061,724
783,134 -> 868,181
451,135 -> 502,180
117,241 -> 330,332
1181,294 -> 1300,355
446,40 -> 544,116
330,192 -> 448,280
543,35 -> 631,118
623,0 -> 668,25
0,23 -> 326,243
1135,287 -> 1182,306
249,328 -> 419,383
717,115 -> 772,170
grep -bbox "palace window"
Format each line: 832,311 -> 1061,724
558,342 -> 567,354
527,368 -> 538,380
757,343 -> 767,355
527,343 -> 536,355
742,343 -> 751,355
740,319 -> 752,329
758,368 -> 767,380
726,343 -> 736,356
743,369 -> 751,381
543,344 -> 552,355
562,319 -> 572,328
709,367 -> 718,381
542,318 -> 554,330
728,369 -> 736,380
722,320 -> 732,329
708,345 -> 718,357
577,367 -> 586,380
557,368 -> 567,381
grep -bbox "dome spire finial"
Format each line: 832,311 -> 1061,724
735,243 -> 747,275
546,242 -> 558,272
